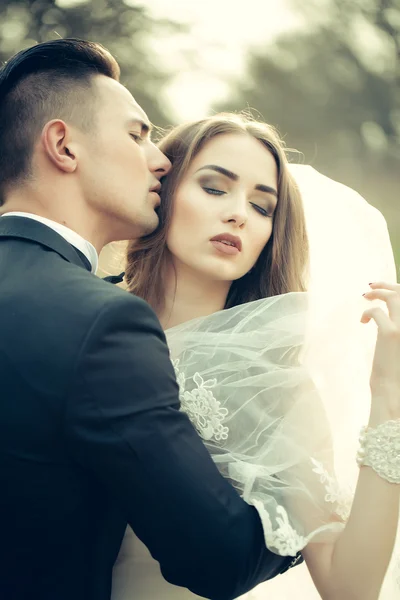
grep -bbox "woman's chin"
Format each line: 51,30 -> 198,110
199,267 -> 243,283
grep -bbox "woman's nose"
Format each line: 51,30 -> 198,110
221,198 -> 248,228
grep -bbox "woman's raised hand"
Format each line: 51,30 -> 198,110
362,281 -> 400,421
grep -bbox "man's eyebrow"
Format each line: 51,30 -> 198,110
195,164 -> 278,197
127,118 -> 152,136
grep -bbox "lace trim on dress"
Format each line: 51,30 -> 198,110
311,458 -> 353,521
173,359 -> 229,443
173,359 -> 348,557
251,500 -> 308,556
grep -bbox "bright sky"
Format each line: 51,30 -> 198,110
143,0 -> 304,120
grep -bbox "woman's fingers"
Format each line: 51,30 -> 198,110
361,306 -> 395,331
362,284 -> 400,414
368,281 -> 399,293
363,288 -> 400,324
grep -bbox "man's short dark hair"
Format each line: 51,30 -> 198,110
0,38 -> 121,205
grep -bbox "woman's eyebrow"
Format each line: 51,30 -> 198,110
195,165 -> 238,181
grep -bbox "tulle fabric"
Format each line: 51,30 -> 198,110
167,291 -> 369,555
112,165 -> 399,599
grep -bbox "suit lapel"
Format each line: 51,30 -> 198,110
0,216 -> 92,271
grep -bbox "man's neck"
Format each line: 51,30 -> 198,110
1,191 -> 105,254
159,262 -> 231,330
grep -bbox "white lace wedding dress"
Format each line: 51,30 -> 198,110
111,166 -> 399,600
111,291 -> 399,600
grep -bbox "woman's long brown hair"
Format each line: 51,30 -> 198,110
125,113 -> 309,314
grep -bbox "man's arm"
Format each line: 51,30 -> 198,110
65,293 -> 292,600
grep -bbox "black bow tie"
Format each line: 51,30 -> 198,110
102,272 -> 125,284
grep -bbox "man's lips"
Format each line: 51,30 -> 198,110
149,182 -> 161,194
149,190 -> 161,208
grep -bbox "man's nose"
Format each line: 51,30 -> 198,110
148,143 -> 171,178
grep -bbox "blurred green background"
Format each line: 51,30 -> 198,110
1,0 -> 398,271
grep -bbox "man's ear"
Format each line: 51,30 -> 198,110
40,119 -> 79,173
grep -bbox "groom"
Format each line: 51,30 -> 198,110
0,39 -> 297,600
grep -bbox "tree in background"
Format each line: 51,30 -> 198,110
0,0 -> 181,127
216,0 -> 399,266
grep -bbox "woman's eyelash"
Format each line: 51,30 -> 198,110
203,187 -> 273,217
202,187 -> 226,196
251,203 -> 273,218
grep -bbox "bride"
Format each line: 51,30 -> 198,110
111,113 -> 399,599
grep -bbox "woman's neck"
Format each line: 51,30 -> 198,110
159,262 -> 231,330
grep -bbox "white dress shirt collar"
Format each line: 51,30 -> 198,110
1,212 -> 98,273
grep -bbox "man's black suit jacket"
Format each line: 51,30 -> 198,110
0,216 -> 296,600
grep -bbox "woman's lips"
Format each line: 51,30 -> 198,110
211,240 -> 240,255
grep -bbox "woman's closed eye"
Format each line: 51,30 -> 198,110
202,186 -> 226,196
203,187 -> 273,218
251,203 -> 274,218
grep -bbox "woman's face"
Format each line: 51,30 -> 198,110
166,133 -> 278,283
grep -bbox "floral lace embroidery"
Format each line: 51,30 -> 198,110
251,499 -> 307,556
267,505 -> 307,556
172,359 -> 229,443
311,458 -> 352,521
